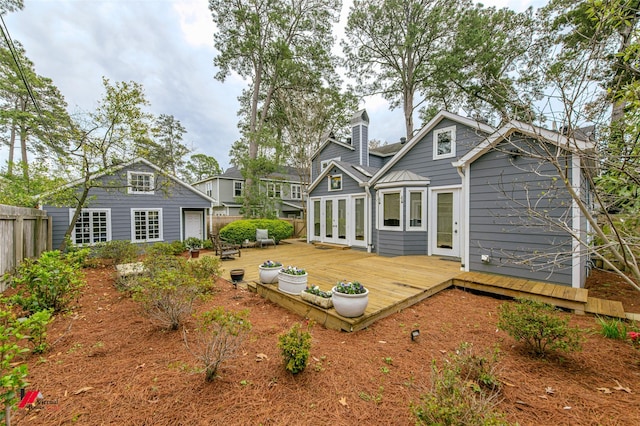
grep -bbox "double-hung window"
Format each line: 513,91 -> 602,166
290,184 -> 302,200
433,126 -> 456,160
267,182 -> 282,198
70,209 -> 111,245
131,209 -> 162,242
128,171 -> 154,194
233,180 -> 244,197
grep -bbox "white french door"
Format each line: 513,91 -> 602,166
311,196 -> 367,247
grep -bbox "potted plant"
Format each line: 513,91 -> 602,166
185,237 -> 202,258
277,266 -> 308,295
332,280 -> 369,317
301,285 -> 333,309
259,260 -> 282,284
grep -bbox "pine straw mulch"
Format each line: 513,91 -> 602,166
10,266 -> 640,426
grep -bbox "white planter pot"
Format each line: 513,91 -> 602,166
259,266 -> 281,284
278,272 -> 308,295
331,287 -> 369,317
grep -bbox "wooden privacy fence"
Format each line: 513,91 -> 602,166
209,215 -> 306,238
0,204 -> 52,290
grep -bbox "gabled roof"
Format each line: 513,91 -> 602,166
307,160 -> 380,193
374,170 -> 430,189
369,111 -> 495,186
370,140 -> 405,157
452,120 -> 595,168
39,157 -> 216,204
194,165 -> 305,185
311,136 -> 355,161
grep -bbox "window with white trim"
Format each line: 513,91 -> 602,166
205,182 -> 213,197
290,184 -> 302,200
321,157 -> 340,170
233,180 -> 244,197
267,182 -> 282,198
70,209 -> 111,245
379,190 -> 402,230
407,190 -> 426,230
433,126 -> 456,159
127,171 -> 155,194
131,209 -> 162,242
328,174 -> 342,191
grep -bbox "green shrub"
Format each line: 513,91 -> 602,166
278,322 -> 312,374
63,246 -> 92,267
132,255 -> 217,330
413,342 -> 509,426
497,298 -> 583,356
188,256 -> 221,293
147,241 -> 185,256
201,238 -> 213,250
184,237 -> 202,250
0,306 -> 29,416
219,219 -> 293,244
9,250 -> 85,314
133,267 -> 201,331
21,309 -> 53,354
597,316 -> 630,340
93,240 -> 140,264
184,307 -> 251,382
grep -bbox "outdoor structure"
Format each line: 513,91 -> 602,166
192,165 -> 306,218
307,110 -> 594,288
41,158 -> 215,249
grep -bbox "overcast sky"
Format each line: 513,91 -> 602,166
2,0 -> 540,171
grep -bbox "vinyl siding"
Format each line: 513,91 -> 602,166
468,138 -> 574,285
44,162 -> 211,248
372,119 -> 487,257
312,166 -> 362,197
312,144 -> 356,181
391,119 -> 480,187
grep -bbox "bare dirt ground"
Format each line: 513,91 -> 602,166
10,263 -> 640,425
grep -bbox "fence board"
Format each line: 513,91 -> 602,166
0,204 -> 51,291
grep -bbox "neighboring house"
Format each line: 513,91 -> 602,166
41,158 -> 215,249
192,165 -> 306,219
307,109 -> 594,288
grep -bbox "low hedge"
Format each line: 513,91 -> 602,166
219,219 -> 293,244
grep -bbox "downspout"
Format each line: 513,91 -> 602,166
571,153 -> 582,288
455,164 -> 469,271
363,181 -> 373,253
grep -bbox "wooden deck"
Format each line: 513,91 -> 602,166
207,239 -> 627,332
210,239 -> 460,331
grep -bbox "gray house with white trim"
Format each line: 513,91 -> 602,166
193,166 -> 306,218
42,158 -> 214,249
307,110 -> 593,288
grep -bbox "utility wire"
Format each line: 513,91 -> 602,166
0,12 -> 62,155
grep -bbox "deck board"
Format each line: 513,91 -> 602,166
205,240 -> 628,330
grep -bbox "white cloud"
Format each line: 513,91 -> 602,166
173,0 -> 216,49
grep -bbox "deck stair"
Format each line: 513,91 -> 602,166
454,271 -> 626,318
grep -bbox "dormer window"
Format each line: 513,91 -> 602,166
433,126 -> 456,160
128,171 -> 154,194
